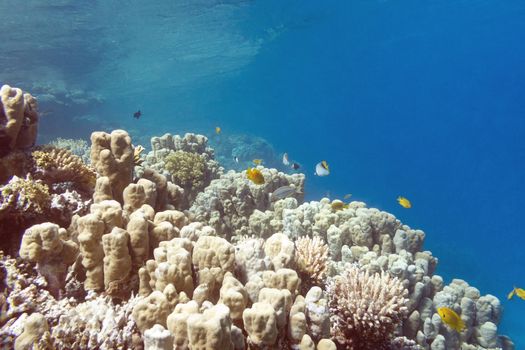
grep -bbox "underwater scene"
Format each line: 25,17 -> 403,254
1,0 -> 524,349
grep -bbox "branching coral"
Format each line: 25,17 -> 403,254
133,145 -> 145,166
32,146 -> 96,194
49,137 -> 90,164
295,236 -> 329,293
326,265 -> 409,350
0,175 -> 50,217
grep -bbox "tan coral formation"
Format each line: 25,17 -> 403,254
18,222 -> 78,297
13,313 -> 52,350
0,84 -> 39,151
90,129 -> 134,203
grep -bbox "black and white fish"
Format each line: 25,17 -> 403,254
283,153 -> 290,166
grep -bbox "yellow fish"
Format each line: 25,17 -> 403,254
253,159 -> 263,165
343,193 -> 352,200
246,167 -> 265,185
215,126 -> 221,134
331,200 -> 349,211
437,307 -> 465,332
397,196 -> 412,208
508,287 -> 525,300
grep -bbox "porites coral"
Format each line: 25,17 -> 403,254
326,264 -> 409,350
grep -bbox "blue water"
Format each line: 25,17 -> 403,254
2,0 -> 525,346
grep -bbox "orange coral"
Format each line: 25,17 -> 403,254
32,146 -> 96,193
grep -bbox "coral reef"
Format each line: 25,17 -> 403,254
138,132 -> 222,208
0,123 -> 515,350
190,168 -> 305,240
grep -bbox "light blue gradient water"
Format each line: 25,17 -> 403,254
2,0 -> 524,346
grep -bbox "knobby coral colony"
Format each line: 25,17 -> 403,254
0,85 -> 516,350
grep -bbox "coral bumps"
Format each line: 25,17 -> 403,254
327,265 -> 408,350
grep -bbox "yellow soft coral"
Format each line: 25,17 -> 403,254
0,175 -> 50,216
32,146 -> 96,193
164,150 -> 206,191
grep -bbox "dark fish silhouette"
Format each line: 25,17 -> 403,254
133,110 -> 142,119
291,163 -> 300,170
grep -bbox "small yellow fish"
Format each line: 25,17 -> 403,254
331,200 -> 349,211
343,193 -> 352,200
508,287 -> 525,300
397,196 -> 412,208
246,167 -> 265,185
437,307 -> 465,332
215,126 -> 221,134
253,159 -> 263,165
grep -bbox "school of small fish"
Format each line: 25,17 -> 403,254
215,128 -> 413,213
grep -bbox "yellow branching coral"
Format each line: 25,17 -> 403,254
164,150 -> 206,191
0,175 -> 50,216
32,146 -> 96,193
295,236 -> 329,292
327,265 -> 409,350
